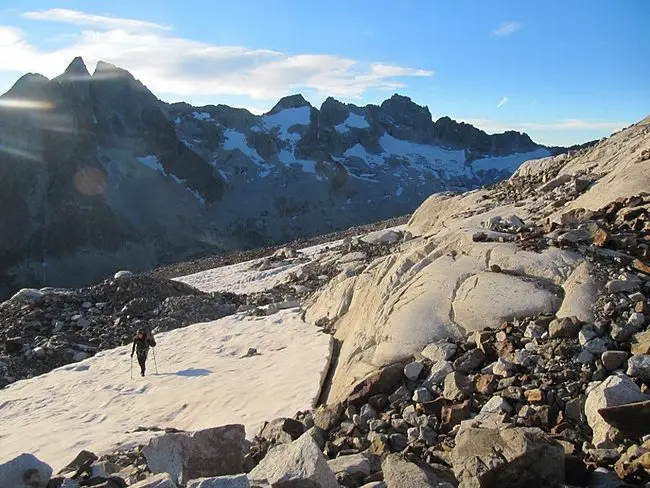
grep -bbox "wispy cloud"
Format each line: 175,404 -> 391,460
22,8 -> 170,31
497,96 -> 509,108
0,9 -> 433,102
492,22 -> 524,37
462,117 -> 626,133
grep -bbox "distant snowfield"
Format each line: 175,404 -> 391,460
0,310 -> 332,470
175,240 -> 341,294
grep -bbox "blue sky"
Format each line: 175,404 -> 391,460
0,0 -> 648,146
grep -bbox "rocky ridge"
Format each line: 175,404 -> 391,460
0,57 -> 559,299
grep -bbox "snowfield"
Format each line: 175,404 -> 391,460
0,310 -> 332,471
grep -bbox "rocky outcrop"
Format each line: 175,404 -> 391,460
305,115 -> 649,404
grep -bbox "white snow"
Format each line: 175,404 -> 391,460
263,107 -> 311,142
176,241 -> 338,294
192,111 -> 213,121
379,134 -> 467,174
136,155 -> 166,175
344,144 -> 385,167
223,129 -> 264,163
396,186 -> 404,197
277,150 -> 317,174
335,112 -> 370,133
471,148 -> 552,172
0,310 -> 332,471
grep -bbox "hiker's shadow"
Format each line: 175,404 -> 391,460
157,368 -> 213,377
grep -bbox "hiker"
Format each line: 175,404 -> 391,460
131,327 -> 156,376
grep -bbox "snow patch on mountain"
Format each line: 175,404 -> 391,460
471,148 -> 552,172
223,129 -> 264,163
262,106 -> 311,142
335,112 -> 370,133
192,111 -> 213,121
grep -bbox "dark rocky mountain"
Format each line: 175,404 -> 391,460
0,57 -> 557,299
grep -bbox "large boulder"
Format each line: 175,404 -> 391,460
186,475 -> 249,488
248,433 -> 338,488
0,453 -> 52,488
142,425 -> 248,485
452,427 -> 565,487
381,454 -> 438,488
129,473 -> 177,488
585,375 -> 650,447
556,261 -> 601,323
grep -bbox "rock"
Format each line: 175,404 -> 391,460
524,389 -> 545,404
632,259 -> 650,275
557,263 -> 601,323
474,374 -> 499,395
129,473 -> 177,488
346,363 -> 404,406
443,372 -> 473,402
413,387 -> 433,403
11,288 -> 44,301
627,355 -> 650,380
142,425 -> 247,485
249,433 -> 338,488
441,400 -> 472,431
452,427 -> 565,487
420,342 -> 457,363
259,418 -> 305,445
598,400 -> 650,439
327,454 -> 371,478
584,337 -> 609,355
381,454 -> 438,488
313,404 -> 343,431
606,279 -> 640,294
548,317 -> 581,339
360,229 -> 402,246
113,270 -> 133,279
72,351 -> 89,362
480,396 -> 512,414
423,361 -> 454,388
602,351 -> 629,371
631,330 -> 650,355
404,361 -> 424,381
453,349 -> 485,373
492,357 -> 517,377
186,475 -> 249,488
585,375 -> 650,448
0,453 -> 53,488
272,247 -> 298,260
628,312 -> 646,328
579,325 -> 599,346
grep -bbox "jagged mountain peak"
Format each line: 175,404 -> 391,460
1,73 -> 49,99
64,57 -> 90,77
267,94 -> 312,115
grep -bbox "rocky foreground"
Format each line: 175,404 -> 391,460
1,117 -> 649,487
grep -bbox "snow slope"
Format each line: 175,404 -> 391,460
175,241 -> 341,294
0,310 -> 331,470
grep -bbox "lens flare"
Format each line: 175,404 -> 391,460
74,167 -> 107,196
0,99 -> 55,110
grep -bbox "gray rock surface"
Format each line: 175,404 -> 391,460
248,433 -> 338,488
142,425 -> 247,484
0,453 -> 52,488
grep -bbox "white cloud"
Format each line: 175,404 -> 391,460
0,10 -> 433,102
461,117 -> 626,133
492,22 -> 524,37
497,96 -> 508,108
22,8 -> 170,31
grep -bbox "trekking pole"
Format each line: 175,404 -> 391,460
152,347 -> 159,374
130,355 -> 133,379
